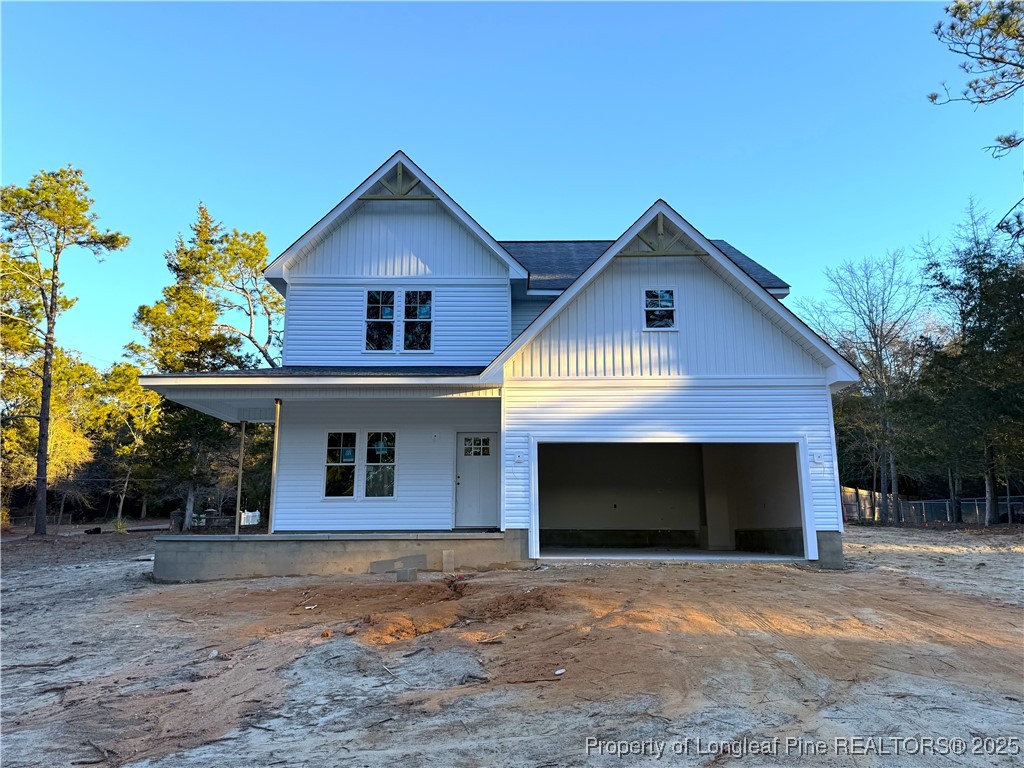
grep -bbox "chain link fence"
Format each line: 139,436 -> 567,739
842,488 -> 1024,525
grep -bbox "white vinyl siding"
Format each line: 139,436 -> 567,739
511,297 -> 557,338
283,283 -> 510,366
273,398 -> 500,531
502,382 -> 841,533
508,256 -> 825,378
284,200 -> 509,279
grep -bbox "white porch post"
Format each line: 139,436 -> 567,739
234,420 -> 247,535
268,399 -> 282,533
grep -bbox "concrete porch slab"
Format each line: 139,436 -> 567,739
153,530 -> 528,582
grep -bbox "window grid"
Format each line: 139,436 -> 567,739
365,290 -> 395,351
324,432 -> 357,497
644,289 -> 676,329
403,290 -> 432,351
365,431 -> 397,497
463,436 -> 491,457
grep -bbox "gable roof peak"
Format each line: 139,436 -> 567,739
481,198 -> 859,385
264,151 -> 528,285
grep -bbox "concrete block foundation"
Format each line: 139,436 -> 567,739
815,531 -> 844,569
153,530 -> 529,582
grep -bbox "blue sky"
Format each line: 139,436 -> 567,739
3,2 -> 1020,369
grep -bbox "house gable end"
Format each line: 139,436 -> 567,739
507,252 -> 826,378
484,200 -> 858,384
265,152 -> 528,286
283,198 -> 511,280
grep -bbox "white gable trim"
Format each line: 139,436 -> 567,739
265,151 -> 529,282
480,200 -> 859,385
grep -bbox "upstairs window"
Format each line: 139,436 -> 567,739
365,431 -> 397,497
325,432 -> 357,497
644,289 -> 676,330
365,290 -> 395,350
403,290 -> 432,351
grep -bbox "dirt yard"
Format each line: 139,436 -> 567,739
2,526 -> 1022,767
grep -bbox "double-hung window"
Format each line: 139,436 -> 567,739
325,432 -> 357,497
644,289 -> 676,330
365,290 -> 433,352
403,290 -> 432,351
365,432 -> 396,497
365,290 -> 395,350
324,431 -> 397,498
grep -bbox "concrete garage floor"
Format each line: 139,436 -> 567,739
540,547 -> 801,563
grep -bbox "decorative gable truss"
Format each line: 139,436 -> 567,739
358,161 -> 437,201
618,212 -> 704,258
482,200 -> 860,387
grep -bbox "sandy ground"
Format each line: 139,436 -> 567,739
1,526 -> 1022,767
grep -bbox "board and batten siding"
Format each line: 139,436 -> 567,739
501,383 -> 842,534
282,283 -> 511,366
508,255 -> 825,378
273,398 -> 500,531
285,200 -> 509,279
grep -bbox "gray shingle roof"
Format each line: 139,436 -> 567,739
500,239 -> 789,292
710,240 -> 788,291
144,366 -> 486,379
499,241 -> 612,291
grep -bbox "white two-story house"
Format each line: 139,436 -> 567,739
143,152 -> 858,580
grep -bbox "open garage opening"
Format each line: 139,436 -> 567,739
538,442 -> 806,559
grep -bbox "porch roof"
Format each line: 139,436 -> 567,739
140,366 -> 497,424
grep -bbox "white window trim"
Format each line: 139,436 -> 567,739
364,429 -> 399,500
322,430 -> 399,500
362,288 -> 436,354
322,431 -> 358,501
364,289 -> 398,353
401,289 -> 434,354
642,286 -> 678,332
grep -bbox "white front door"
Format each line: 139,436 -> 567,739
455,432 -> 500,528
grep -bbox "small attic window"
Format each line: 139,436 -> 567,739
644,289 -> 676,330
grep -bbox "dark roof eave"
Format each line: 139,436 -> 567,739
141,365 -> 488,380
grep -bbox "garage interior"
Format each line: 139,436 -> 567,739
538,442 -> 805,559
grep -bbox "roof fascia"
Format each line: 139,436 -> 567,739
140,374 -> 492,389
657,204 -> 858,381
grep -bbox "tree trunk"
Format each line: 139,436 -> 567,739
879,448 -> 890,524
56,492 -> 67,532
869,464 -> 878,521
1006,471 -> 1013,524
947,466 -> 958,523
984,442 -> 998,526
116,468 -> 132,524
184,485 -> 196,531
854,483 -> 863,521
889,449 -> 901,524
140,495 -> 148,520
33,312 -> 57,536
